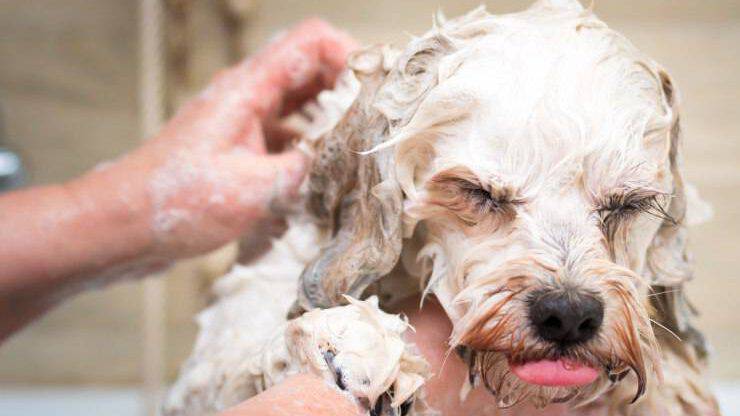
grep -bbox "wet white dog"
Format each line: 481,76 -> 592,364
164,1 -> 720,415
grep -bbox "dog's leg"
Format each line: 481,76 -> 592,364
163,220 -> 323,416
256,296 -> 432,416
164,284 -> 430,416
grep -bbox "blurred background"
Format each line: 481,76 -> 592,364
0,0 -> 738,414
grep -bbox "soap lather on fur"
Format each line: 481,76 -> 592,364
165,1 -> 720,415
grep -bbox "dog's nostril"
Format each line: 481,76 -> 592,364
529,290 -> 604,346
579,318 -> 595,332
543,315 -> 563,330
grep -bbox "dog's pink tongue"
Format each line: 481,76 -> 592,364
510,359 -> 598,387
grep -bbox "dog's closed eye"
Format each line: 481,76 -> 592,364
426,166 -> 521,226
596,189 -> 675,238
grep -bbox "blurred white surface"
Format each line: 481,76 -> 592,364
0,384 -> 738,415
716,383 -> 740,416
0,387 -> 142,416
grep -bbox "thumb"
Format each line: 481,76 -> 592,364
222,149 -> 309,211
263,149 -> 309,200
222,149 -> 308,212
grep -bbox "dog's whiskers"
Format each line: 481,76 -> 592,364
649,317 -> 682,341
647,289 -> 680,298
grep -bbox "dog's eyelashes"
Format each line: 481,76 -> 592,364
426,167 -> 521,226
447,181 -> 518,225
464,186 -> 506,214
597,191 -> 675,238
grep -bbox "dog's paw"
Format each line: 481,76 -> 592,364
286,296 -> 430,415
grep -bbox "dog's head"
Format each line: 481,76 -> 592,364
297,0 -> 708,408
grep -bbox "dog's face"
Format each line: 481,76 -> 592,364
392,2 -> 678,408
300,0 -> 698,409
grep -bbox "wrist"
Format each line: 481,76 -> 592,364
64,156 -> 161,276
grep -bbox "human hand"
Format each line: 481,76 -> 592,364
0,18 -> 355,339
81,18 -> 356,261
0,19 -> 356,339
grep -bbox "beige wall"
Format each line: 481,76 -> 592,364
0,0 -> 738,385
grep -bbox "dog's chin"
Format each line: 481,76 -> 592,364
468,350 -> 607,408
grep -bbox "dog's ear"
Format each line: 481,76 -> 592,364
294,46 -> 404,311
294,36 -> 456,312
646,71 -> 691,288
645,70 -> 708,360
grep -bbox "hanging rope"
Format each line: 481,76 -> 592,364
139,0 -> 166,414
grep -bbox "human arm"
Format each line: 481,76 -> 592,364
219,374 -> 363,416
0,19 -> 356,340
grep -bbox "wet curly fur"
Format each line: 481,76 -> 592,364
166,1 -> 720,415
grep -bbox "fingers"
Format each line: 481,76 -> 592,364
245,18 -> 357,118
207,19 -> 358,120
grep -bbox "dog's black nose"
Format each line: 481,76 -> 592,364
528,290 -> 604,346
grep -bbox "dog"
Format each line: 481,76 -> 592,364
164,1 -> 720,415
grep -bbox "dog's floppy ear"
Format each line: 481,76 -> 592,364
646,71 -> 691,288
294,46 -> 404,311
293,36 -> 456,312
646,70 -> 708,359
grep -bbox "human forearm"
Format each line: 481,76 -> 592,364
0,19 -> 355,340
0,160 -> 158,336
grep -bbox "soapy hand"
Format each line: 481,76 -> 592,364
120,19 -> 356,259
0,19 -> 355,339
